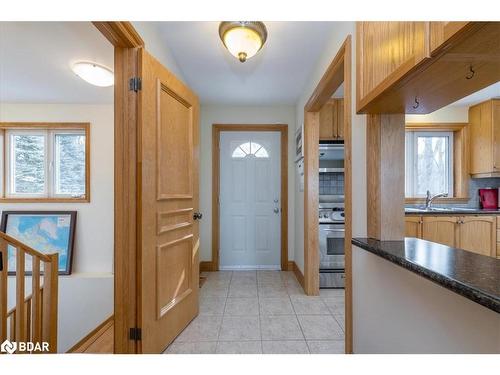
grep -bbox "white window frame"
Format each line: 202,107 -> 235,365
4,128 -> 86,199
405,131 -> 454,198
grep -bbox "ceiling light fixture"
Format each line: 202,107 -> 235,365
72,61 -> 114,87
219,21 -> 267,63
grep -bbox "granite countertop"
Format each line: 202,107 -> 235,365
352,237 -> 500,313
405,207 -> 500,215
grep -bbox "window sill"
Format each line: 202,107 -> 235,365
405,197 -> 470,204
0,197 -> 89,203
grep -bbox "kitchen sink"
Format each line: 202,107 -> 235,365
405,207 -> 478,213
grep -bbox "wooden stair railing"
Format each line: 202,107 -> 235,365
0,231 -> 58,353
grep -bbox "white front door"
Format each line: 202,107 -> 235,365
219,131 -> 281,269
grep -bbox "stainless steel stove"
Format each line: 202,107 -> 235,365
319,202 -> 345,289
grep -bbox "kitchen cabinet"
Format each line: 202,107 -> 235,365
406,214 -> 497,257
319,98 -> 344,141
356,22 -> 500,114
459,216 -> 496,257
469,99 -> 500,177
405,216 -> 422,238
421,216 -> 458,248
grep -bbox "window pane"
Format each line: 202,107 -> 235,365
55,134 -> 85,195
12,134 -> 45,194
416,135 -> 449,195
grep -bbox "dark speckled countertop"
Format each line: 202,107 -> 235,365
405,207 -> 500,215
352,237 -> 500,313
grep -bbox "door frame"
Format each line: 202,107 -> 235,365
92,21 -> 144,354
211,124 -> 289,271
303,36 -> 352,353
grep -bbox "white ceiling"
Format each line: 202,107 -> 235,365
155,22 -> 339,105
0,22 -> 113,104
450,81 -> 500,107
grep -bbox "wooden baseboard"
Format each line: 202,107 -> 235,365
67,315 -> 114,353
200,261 -> 215,272
291,261 -> 305,290
287,261 -> 294,271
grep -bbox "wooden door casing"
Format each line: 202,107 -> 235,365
421,216 -> 458,248
139,49 -> 200,353
458,216 -> 496,257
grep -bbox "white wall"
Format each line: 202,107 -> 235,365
293,22 -> 367,272
406,105 -> 469,123
0,103 -> 114,352
199,105 -> 296,265
132,22 -> 186,83
352,247 -> 500,353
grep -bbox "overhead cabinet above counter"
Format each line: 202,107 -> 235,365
319,98 -> 344,141
356,22 -> 500,114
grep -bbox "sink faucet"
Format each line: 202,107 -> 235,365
425,190 -> 448,209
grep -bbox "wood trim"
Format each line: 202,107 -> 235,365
211,124 -> 289,271
67,315 -> 114,353
0,122 -> 90,202
199,261 -> 215,273
287,261 -> 294,271
303,36 -> 353,353
405,122 -> 467,131
92,21 -> 143,354
291,262 -> 305,290
92,22 -> 144,48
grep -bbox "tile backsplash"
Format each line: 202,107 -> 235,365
319,172 -> 344,195
467,177 -> 500,208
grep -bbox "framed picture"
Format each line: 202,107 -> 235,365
0,211 -> 77,275
295,123 -> 304,162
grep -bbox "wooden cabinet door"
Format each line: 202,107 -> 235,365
421,216 -> 458,248
405,216 -> 422,238
492,100 -> 500,172
319,101 -> 334,140
469,103 -> 488,174
459,216 -> 496,257
335,99 -> 344,140
356,22 -> 429,111
138,49 -> 200,353
429,22 -> 470,54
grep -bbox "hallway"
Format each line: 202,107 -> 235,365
164,271 -> 345,354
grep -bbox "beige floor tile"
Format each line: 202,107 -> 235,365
206,271 -> 233,281
228,284 -> 258,298
290,296 -> 329,315
164,341 -> 217,354
307,340 -> 345,354
333,314 -> 345,331
323,298 -> 345,315
286,284 -> 306,296
258,284 -> 288,297
319,289 -> 345,299
200,284 -> 229,298
297,315 -> 344,340
175,315 -> 222,342
224,297 -> 259,315
262,340 -> 309,354
219,315 -> 261,341
231,270 -> 257,279
199,296 -> 227,315
216,341 -> 262,354
259,297 -> 294,315
260,315 -> 304,340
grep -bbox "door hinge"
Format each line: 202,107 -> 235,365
129,327 -> 142,341
129,77 -> 142,92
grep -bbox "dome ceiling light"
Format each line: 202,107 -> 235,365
71,61 -> 114,87
219,21 -> 268,63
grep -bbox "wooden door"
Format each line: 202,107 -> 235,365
138,49 -> 200,353
421,216 -> 458,248
405,216 -> 422,238
459,216 -> 496,257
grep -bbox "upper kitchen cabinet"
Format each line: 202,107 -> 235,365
319,98 -> 344,141
469,99 -> 500,177
356,22 -> 500,114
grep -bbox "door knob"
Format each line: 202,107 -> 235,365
273,207 -> 280,214
193,212 -> 203,220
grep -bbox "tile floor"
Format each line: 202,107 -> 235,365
164,270 -> 345,354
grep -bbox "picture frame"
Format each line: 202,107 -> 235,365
0,211 -> 77,275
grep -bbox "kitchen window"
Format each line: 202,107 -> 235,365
405,131 -> 454,198
0,123 -> 90,202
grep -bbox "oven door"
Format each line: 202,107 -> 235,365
319,224 -> 345,269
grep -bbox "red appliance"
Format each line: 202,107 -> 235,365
479,188 -> 498,209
